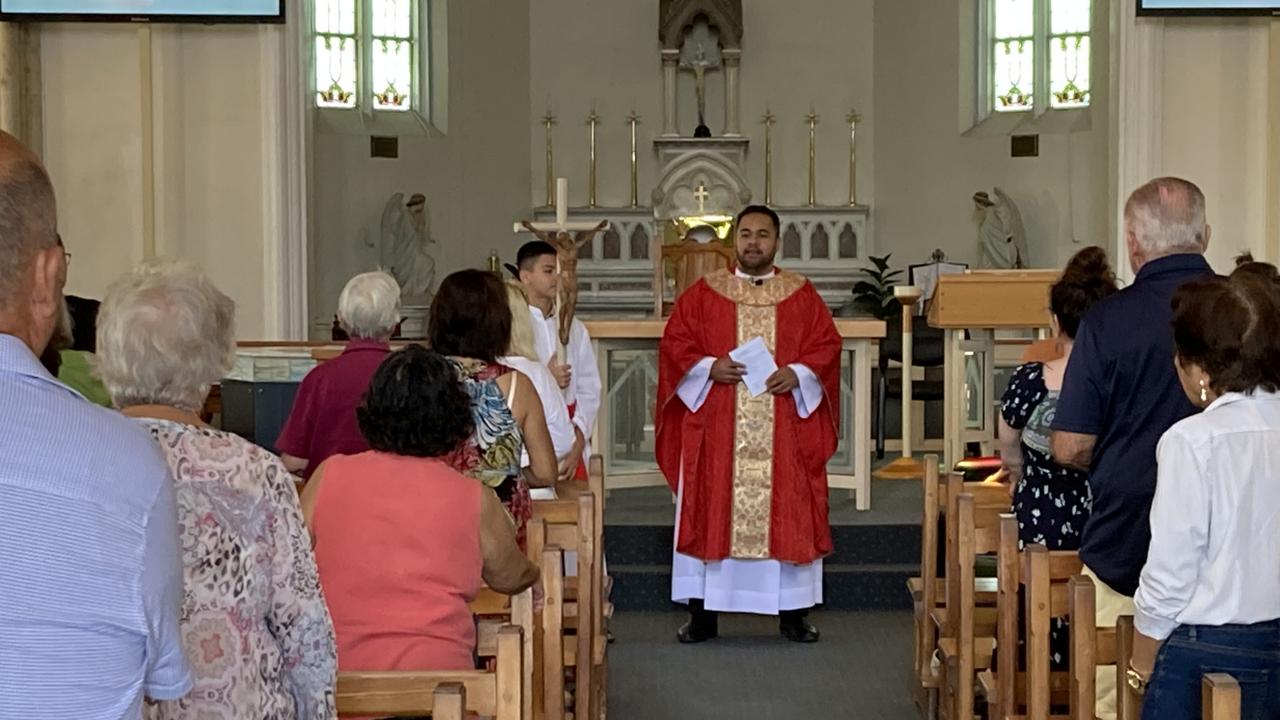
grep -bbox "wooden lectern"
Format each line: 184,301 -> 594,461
927,270 -> 1059,470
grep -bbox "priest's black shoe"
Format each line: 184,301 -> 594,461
779,611 -> 820,643
677,600 -> 718,643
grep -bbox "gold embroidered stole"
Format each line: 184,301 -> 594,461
703,269 -> 806,559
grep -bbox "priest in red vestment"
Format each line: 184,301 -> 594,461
656,205 -> 842,643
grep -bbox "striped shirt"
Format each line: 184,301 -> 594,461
0,333 -> 193,718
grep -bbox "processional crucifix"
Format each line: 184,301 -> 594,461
513,177 -> 610,361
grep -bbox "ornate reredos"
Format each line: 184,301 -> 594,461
659,0 -> 744,51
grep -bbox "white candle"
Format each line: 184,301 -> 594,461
555,177 -> 568,228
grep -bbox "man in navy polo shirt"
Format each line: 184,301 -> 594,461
1051,176 -> 1214,718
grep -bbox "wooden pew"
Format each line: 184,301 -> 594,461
586,456 -> 608,720
336,624 -> 523,719
975,515 -> 1077,719
533,487 -> 598,720
473,518 -> 544,720
1202,673 -> 1241,720
909,455 -> 944,702
939,492 -> 1009,720
1068,575 -> 1140,720
919,472 -> 1008,716
1021,544 -> 1083,719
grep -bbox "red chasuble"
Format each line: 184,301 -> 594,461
655,268 -> 842,564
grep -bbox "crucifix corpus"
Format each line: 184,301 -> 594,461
512,176 -> 610,361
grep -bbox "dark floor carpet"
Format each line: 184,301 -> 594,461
606,611 -> 920,720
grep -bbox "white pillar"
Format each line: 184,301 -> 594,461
1109,0 -> 1164,282
662,50 -> 679,136
0,23 -> 41,153
723,49 -> 741,136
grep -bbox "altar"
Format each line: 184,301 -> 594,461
585,317 -> 884,510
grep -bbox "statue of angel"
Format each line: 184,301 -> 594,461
973,187 -> 1028,269
380,192 -> 436,304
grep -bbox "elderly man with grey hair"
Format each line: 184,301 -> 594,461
1050,176 -> 1214,719
0,133 -> 194,718
277,270 -> 401,477
97,259 -> 337,720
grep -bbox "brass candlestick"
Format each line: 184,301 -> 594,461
542,111 -> 557,208
762,109 -> 776,205
586,108 -> 601,208
846,109 -> 861,206
805,109 -> 819,207
626,110 -> 640,208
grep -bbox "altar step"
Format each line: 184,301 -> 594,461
605,523 -> 918,612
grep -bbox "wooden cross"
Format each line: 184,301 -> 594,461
512,176 -> 610,360
694,183 -> 710,215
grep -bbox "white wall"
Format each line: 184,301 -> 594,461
1159,19 -> 1273,271
874,0 -> 1111,272
308,0 -> 532,337
41,23 -> 278,338
527,0 -> 874,211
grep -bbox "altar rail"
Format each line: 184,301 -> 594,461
533,206 -> 872,315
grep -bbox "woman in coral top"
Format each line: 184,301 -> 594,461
302,345 -> 538,672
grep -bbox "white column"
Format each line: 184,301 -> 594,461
1109,0 -> 1164,282
723,50 -> 741,136
0,23 -> 41,153
662,50 -> 679,136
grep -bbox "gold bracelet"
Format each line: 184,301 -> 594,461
1126,666 -> 1148,692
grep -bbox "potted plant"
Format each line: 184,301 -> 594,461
839,253 -> 903,319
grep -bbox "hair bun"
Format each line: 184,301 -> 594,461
1062,246 -> 1113,283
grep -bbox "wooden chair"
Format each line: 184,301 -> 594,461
1068,575 -> 1140,720
652,235 -> 734,316
335,624 -> 523,719
938,492 -> 1009,720
533,488 -> 598,720
1202,673 -> 1241,720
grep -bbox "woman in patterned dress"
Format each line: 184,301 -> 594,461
998,246 -> 1118,667
428,269 -> 558,544
96,260 -> 337,720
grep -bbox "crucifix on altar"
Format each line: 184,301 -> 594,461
512,177 -> 610,361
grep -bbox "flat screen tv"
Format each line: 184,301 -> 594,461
0,0 -> 284,23
1138,0 -> 1280,14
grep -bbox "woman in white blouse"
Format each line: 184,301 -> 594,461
1131,269 -> 1280,719
500,280 -> 583,481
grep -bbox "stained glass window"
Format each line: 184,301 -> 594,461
987,0 -> 1090,115
1049,0 -> 1090,109
314,0 -> 421,113
315,0 -> 358,108
371,0 -> 414,111
993,0 -> 1034,112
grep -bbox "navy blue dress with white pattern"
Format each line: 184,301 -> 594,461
1000,361 -> 1093,667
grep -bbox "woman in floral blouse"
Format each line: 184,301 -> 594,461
96,260 -> 337,720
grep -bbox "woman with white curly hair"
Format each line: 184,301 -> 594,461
96,260 -> 337,720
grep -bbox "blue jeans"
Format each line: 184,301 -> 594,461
1143,621 -> 1280,720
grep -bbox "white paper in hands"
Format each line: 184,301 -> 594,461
728,336 -> 779,397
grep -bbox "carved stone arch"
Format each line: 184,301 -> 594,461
659,0 -> 744,50
651,149 -> 752,220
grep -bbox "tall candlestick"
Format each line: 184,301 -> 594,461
586,108 -> 601,208
846,109 -> 861,206
626,110 -> 640,208
542,111 -> 557,207
805,109 -> 819,207
762,109 -> 776,205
